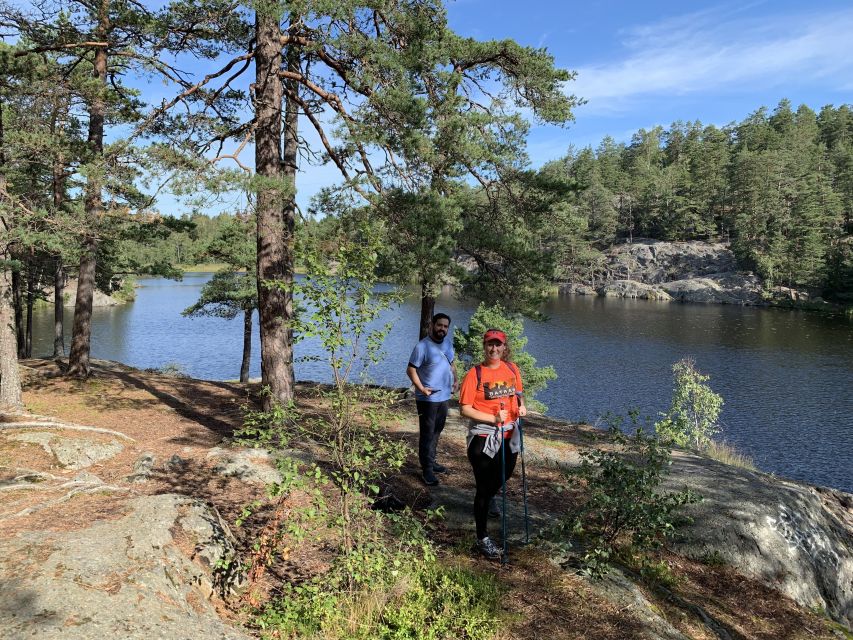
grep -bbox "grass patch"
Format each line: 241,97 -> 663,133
703,440 -> 756,470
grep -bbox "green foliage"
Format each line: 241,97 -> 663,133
655,358 -> 723,449
454,302 -> 556,412
254,535 -> 502,640
235,224 -> 503,639
560,417 -> 699,578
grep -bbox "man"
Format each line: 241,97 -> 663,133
407,313 -> 457,486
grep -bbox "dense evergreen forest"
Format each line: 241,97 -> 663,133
541,100 -> 853,300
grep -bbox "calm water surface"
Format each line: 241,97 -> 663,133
30,274 -> 853,493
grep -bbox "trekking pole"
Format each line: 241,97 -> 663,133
499,401 -> 508,565
518,417 -> 529,545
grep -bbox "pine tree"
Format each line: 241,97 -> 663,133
183,215 -> 257,382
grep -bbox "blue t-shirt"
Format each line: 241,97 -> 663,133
408,336 -> 454,403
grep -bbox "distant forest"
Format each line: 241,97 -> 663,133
131,100 -> 852,301
540,100 -> 852,300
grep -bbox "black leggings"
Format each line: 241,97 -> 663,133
467,435 -> 518,539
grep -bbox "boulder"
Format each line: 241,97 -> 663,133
126,452 -> 156,483
207,447 -> 282,485
0,494 -> 250,640
666,451 -> 853,627
598,280 -> 672,301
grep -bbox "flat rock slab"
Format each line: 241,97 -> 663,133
0,494 -> 250,640
7,431 -> 124,470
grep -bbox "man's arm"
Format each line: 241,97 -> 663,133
407,364 -> 433,396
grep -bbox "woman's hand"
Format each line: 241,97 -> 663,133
495,408 -> 509,424
518,404 -> 527,417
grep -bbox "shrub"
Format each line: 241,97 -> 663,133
655,358 -> 723,449
562,418 -> 700,578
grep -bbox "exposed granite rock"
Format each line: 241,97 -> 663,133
126,452 -> 156,483
45,278 -> 122,307
666,451 -> 853,627
8,431 -> 124,470
559,240 -> 769,306
661,272 -> 764,305
207,447 -> 282,485
0,494 -> 250,640
606,240 -> 737,284
599,280 -> 672,301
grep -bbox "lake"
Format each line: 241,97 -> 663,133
29,273 -> 853,493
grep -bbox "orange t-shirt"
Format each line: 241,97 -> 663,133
459,361 -> 524,426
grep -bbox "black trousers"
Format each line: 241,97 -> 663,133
467,435 -> 518,539
416,400 -> 449,473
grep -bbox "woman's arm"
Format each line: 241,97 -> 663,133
461,404 -> 508,424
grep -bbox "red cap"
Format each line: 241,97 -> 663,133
483,329 -> 507,344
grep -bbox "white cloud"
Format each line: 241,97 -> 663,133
570,7 -> 853,113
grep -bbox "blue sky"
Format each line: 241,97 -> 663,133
443,0 -> 853,165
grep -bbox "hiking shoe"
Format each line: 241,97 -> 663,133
475,536 -> 502,561
488,496 -> 501,518
421,471 -> 439,486
432,462 -> 447,473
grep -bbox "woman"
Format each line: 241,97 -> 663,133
459,328 -> 527,560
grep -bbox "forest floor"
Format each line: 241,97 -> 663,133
1,359 -> 847,640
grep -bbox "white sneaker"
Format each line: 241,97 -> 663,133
475,536 -> 502,560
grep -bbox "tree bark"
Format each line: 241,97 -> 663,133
67,3 -> 108,378
24,258 -> 34,358
68,238 -> 97,376
12,267 -> 24,357
53,258 -> 65,357
0,262 -> 22,411
52,143 -> 66,358
419,280 -> 435,341
240,308 -> 252,383
255,10 -> 295,408
0,96 -> 22,409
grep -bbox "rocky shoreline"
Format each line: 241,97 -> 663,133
2,361 -> 851,638
558,240 -> 837,309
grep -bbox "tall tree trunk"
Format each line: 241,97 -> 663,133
419,280 -> 435,341
0,98 -> 22,410
12,267 -> 24,357
255,10 -> 295,408
67,6 -> 108,378
0,263 -> 22,411
24,257 -> 34,358
68,239 -> 97,375
240,308 -> 252,383
52,141 -> 66,358
53,258 -> 65,357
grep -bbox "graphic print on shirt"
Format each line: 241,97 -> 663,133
483,379 -> 516,400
